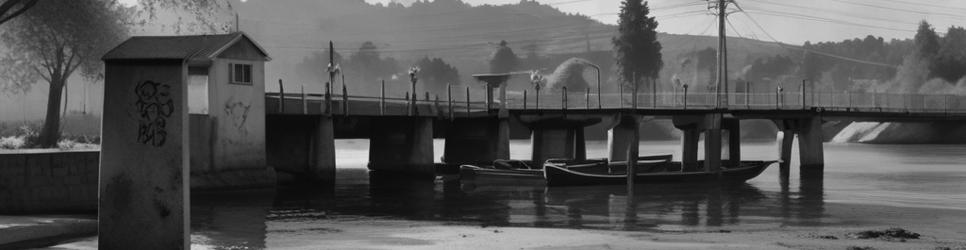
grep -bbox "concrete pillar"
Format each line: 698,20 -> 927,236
309,116 -> 336,183
531,128 -> 575,165
776,130 -> 794,184
703,114 -> 723,173
723,118 -> 741,167
100,61 -> 189,249
797,117 -> 825,179
703,129 -> 722,173
680,128 -> 700,170
368,117 -> 435,179
607,115 -> 640,162
442,117 -> 510,165
574,128 -> 587,161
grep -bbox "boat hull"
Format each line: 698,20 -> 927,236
544,161 -> 777,186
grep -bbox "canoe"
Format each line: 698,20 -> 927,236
544,160 -> 778,187
459,155 -> 672,182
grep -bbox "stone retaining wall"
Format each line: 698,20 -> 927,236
0,150 -> 98,213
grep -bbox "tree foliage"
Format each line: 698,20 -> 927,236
489,40 -> 519,73
612,0 -> 662,88
296,48 -> 342,85
344,41 -> 399,86
414,56 -> 459,94
0,0 -> 128,147
930,26 -> 966,82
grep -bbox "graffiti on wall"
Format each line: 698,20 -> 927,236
135,80 -> 174,147
224,97 -> 252,134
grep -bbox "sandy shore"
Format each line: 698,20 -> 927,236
41,217 -> 965,250
254,218 -> 966,250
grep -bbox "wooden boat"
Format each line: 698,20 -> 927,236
543,160 -> 778,186
459,155 -> 673,182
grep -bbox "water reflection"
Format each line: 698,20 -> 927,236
189,168 -> 832,248
191,189 -> 275,249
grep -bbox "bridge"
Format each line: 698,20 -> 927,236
94,33 -> 966,248
262,77 -> 966,184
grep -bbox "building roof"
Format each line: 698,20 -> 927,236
102,32 -> 271,62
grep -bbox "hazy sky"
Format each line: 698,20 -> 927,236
369,0 -> 966,44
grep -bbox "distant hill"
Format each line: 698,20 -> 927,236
230,0 -> 792,96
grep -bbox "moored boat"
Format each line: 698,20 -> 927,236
459,155 -> 673,182
543,160 -> 778,186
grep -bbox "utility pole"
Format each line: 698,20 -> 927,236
710,0 -> 731,108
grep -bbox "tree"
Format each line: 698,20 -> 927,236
414,56 -> 460,94
612,0 -> 662,93
914,21 -> 941,59
0,0 -> 38,26
0,0 -> 128,147
931,26 -> 966,82
344,41 -> 399,87
296,48 -> 343,85
489,40 -> 519,74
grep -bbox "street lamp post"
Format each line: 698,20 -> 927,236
326,62 -> 341,115
530,70 -> 544,109
409,66 -> 420,116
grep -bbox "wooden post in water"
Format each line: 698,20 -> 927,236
625,117 -> 639,190
380,80 -> 385,116
278,79 -> 285,113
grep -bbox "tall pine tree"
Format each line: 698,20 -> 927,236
613,0 -> 662,93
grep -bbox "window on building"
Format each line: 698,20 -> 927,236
230,63 -> 252,85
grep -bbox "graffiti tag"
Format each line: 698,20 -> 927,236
135,80 -> 174,147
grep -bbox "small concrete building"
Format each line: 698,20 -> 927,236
103,32 -> 274,189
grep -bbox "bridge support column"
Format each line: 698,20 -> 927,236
703,128 -> 722,173
368,117 -> 435,179
776,130 -> 794,182
309,116 -> 336,183
798,117 -> 825,179
531,128 -> 577,165
722,118 -> 741,167
607,115 -> 642,162
442,117 -> 510,165
680,128 -> 700,169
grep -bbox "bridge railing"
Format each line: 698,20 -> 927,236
266,80 -> 966,115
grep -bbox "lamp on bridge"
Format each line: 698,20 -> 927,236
530,70 -> 545,109
409,66 -> 420,115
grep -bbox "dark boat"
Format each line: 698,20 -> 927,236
459,155 -> 673,182
543,160 -> 778,186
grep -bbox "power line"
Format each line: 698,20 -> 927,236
732,2 -> 898,69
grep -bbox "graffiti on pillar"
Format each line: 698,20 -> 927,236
224,97 -> 252,133
135,80 -> 174,147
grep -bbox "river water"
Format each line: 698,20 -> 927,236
188,140 -> 966,249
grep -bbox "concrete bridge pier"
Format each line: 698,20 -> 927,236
309,116 -> 336,183
776,129 -> 794,183
773,117 -> 825,180
521,116 -> 602,165
368,117 -> 435,179
797,117 -> 825,179
607,115 -> 643,162
722,118 -> 741,167
442,117 -> 510,166
673,114 -> 734,173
